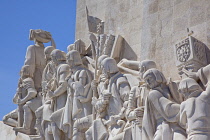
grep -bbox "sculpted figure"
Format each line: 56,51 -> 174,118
2,109 -> 18,127
142,68 -> 186,140
179,78 -> 210,139
182,64 -> 210,89
67,40 -> 88,67
25,29 -> 52,91
13,65 -> 40,135
71,57 -> 130,140
123,60 -> 157,140
71,54 -> 108,140
47,49 -> 70,140
59,50 -> 93,139
33,46 -> 55,140
91,57 -> 131,140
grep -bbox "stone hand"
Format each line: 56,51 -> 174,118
182,68 -> 198,81
134,107 -> 144,117
91,80 -> 98,91
118,58 -> 128,67
91,97 -> 98,106
47,90 -> 54,98
102,92 -> 111,104
77,96 -> 86,103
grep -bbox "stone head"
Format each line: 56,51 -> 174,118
50,49 -> 66,66
74,39 -> 86,56
139,60 -> 156,79
97,55 -> 108,71
67,44 -> 75,52
20,65 -> 32,79
66,50 -> 83,68
178,77 -> 202,99
29,29 -> 52,43
143,68 -> 166,89
101,57 -> 119,79
44,46 -> 55,61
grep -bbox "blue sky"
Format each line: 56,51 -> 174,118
0,1 -> 76,120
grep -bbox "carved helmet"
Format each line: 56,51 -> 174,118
50,49 -> 66,61
101,57 -> 119,74
44,46 -> 55,55
66,50 -> 83,66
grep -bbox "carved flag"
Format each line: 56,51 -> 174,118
86,6 -> 104,34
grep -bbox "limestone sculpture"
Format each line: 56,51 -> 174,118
3,10 -> 210,140
179,78 -> 210,139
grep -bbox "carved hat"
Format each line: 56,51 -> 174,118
143,68 -> 167,84
101,57 -> 119,74
29,29 -> 52,43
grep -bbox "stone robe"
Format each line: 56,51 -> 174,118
50,63 -> 69,127
142,87 -> 186,140
62,66 -> 93,139
24,45 -> 46,91
93,72 -> 131,140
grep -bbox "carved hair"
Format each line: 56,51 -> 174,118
66,50 -> 83,66
50,49 -> 66,61
143,68 -> 166,84
102,58 -> 119,74
139,60 -> 156,71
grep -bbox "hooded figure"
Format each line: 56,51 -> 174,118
142,68 -> 186,140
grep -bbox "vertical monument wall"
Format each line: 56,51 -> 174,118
75,0 -> 210,80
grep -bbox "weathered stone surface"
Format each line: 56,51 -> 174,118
0,121 -> 30,140
76,0 -> 210,80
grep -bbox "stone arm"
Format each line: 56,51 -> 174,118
179,102 -> 187,129
24,45 -> 35,77
148,90 -> 180,122
118,59 -> 139,70
50,67 -> 69,98
13,88 -> 20,104
126,86 -> 137,121
118,77 -> 130,102
18,78 -> 37,105
19,88 -> 37,105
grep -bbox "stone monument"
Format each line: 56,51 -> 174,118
3,0 -> 210,140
